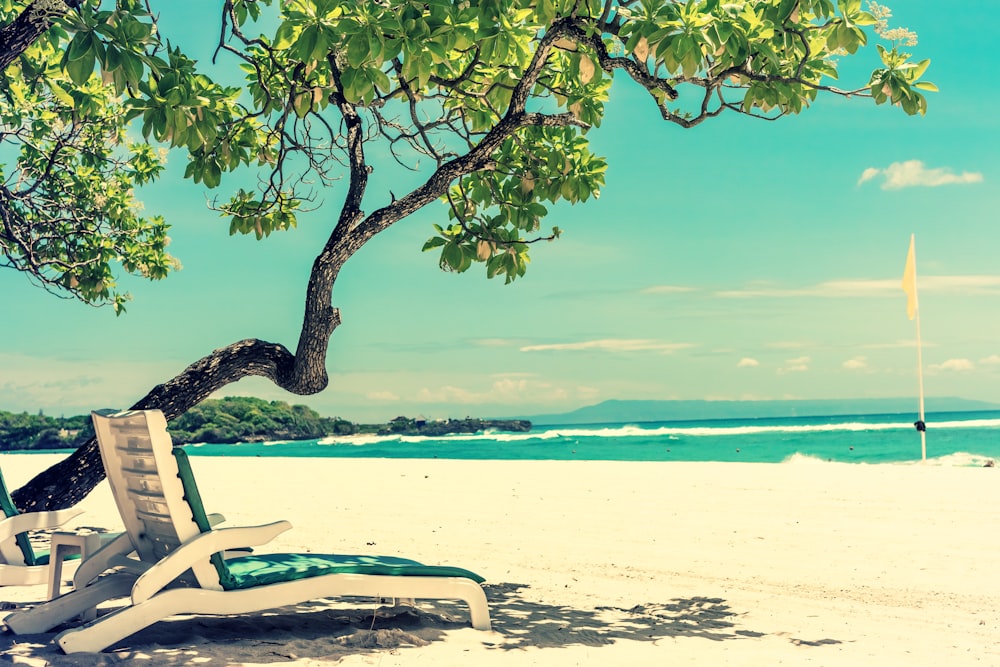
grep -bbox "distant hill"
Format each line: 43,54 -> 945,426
523,397 -> 1000,426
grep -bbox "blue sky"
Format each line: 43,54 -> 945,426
3,2 -> 999,422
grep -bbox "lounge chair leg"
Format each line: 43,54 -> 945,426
465,588 -> 492,632
56,606 -> 140,654
4,573 -> 136,635
378,596 -> 415,606
48,532 -> 96,599
56,588 -> 195,654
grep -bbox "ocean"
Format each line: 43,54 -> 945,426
186,410 -> 1000,466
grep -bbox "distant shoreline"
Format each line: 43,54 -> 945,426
179,411 -> 1000,468
4,395 -> 998,452
0,398 -> 532,452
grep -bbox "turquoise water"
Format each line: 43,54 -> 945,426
186,411 -> 1000,466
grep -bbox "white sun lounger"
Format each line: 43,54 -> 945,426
3,409 -> 491,653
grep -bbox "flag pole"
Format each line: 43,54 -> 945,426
902,234 -> 926,461
914,287 -> 926,462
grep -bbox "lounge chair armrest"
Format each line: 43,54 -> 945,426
131,521 -> 291,604
0,508 -> 83,541
72,532 -> 136,589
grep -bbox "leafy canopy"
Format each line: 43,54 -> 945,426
1,1 -> 173,312
0,0 -> 934,307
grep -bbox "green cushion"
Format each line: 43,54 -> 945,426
171,447 -> 485,592
223,553 -> 486,590
0,467 -> 36,567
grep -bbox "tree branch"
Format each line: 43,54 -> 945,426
0,0 -> 72,72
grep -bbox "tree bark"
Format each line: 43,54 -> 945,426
0,1 -> 70,72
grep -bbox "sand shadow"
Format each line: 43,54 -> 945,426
0,582 -> 776,665
478,582 -> 766,649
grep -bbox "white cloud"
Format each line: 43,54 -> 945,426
858,167 -> 881,184
717,280 -> 893,299
842,356 -> 868,370
778,356 -> 811,374
0,353 -> 185,415
928,358 -> 974,373
520,339 -> 694,353
921,275 -> 1000,293
979,355 -> 1000,366
858,160 -> 983,190
490,376 -> 534,398
415,375 -> 572,405
416,385 -> 482,404
737,358 -> 760,368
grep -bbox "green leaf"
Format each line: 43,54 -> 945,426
347,31 -> 370,68
293,91 -> 312,118
296,25 -> 320,62
121,52 -> 145,86
340,68 -> 372,103
274,21 -> 297,49
103,44 -> 122,71
67,32 -> 94,62
537,0 -> 555,24
372,68 -> 391,93
425,40 -> 448,64
49,82 -> 75,108
910,59 -> 931,80
777,0 -> 797,21
442,242 -> 463,270
203,160 -> 222,189
422,237 -> 447,251
65,51 -> 96,86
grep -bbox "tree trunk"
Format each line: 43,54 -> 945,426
12,338 -> 299,511
9,21 -> 568,511
0,1 -> 70,72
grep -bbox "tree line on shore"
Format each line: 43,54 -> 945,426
0,397 -> 530,451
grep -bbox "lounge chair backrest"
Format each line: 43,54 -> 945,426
91,409 -> 223,590
0,467 -> 36,567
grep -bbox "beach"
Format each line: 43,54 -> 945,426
1,453 -> 998,666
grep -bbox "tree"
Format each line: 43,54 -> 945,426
1,1 -> 174,312
2,0 -> 934,510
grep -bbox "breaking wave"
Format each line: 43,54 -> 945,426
318,417 -> 1000,446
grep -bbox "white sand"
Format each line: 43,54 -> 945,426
1,453 -> 998,666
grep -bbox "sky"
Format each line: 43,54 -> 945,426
3,1 -> 999,423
